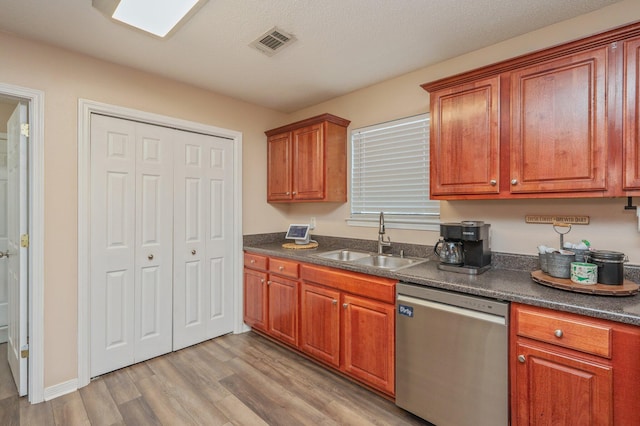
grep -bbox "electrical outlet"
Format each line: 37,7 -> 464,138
310,217 -> 316,230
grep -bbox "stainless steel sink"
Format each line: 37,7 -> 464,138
315,249 -> 427,271
315,249 -> 372,262
353,254 -> 427,271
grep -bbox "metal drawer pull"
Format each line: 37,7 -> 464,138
554,329 -> 563,338
250,259 -> 255,264
511,179 -> 518,185
260,279 -> 264,284
148,254 -> 154,260
518,355 -> 526,363
490,179 -> 497,186
192,249 -> 197,255
279,266 -> 284,271
332,300 -> 337,305
343,303 -> 348,309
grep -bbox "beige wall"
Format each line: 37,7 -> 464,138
2,0 -> 640,394
251,0 -> 640,264
0,31 -> 286,388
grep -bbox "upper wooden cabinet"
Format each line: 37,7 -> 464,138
423,21 -> 640,199
623,35 -> 640,190
430,76 -> 501,196
265,113 -> 350,203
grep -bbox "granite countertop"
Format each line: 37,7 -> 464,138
244,234 -> 640,327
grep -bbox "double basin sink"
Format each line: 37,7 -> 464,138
315,249 -> 428,271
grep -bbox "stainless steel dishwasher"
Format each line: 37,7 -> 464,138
396,282 -> 509,426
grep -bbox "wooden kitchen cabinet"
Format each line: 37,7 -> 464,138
300,282 -> 341,367
243,253 -> 300,347
265,113 -> 350,203
623,35 -> 640,190
243,253 -> 268,331
266,258 -> 299,347
429,76 -> 501,196
423,21 -> 640,199
300,263 -> 396,396
510,47 -> 608,194
510,303 -> 640,426
342,293 -> 395,395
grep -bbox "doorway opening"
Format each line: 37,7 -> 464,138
0,83 -> 45,404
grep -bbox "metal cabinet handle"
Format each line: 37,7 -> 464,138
292,191 -> 297,195
343,303 -> 348,309
260,279 -> 265,284
148,254 -> 154,260
250,259 -> 255,264
554,329 -> 563,338
285,192 -> 290,195
518,355 -> 526,363
490,179 -> 497,186
192,249 -> 197,255
511,179 -> 518,185
278,266 -> 284,271
332,300 -> 337,305
267,281 -> 271,285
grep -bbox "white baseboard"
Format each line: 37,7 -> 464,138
43,378 -> 78,401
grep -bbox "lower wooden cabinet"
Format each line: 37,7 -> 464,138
300,283 -> 341,367
511,303 -> 640,426
243,252 -> 396,397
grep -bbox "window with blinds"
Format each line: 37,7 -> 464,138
348,113 -> 439,230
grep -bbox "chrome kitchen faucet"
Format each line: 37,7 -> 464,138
378,212 -> 392,254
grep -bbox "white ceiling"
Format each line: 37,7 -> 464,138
0,0 -> 620,112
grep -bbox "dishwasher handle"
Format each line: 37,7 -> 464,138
397,294 -> 507,326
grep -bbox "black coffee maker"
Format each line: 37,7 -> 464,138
437,221 -> 491,274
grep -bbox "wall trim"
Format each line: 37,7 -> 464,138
43,379 -> 78,401
0,83 -> 45,403
77,99 -> 244,389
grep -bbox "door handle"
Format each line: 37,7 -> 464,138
148,254 -> 154,260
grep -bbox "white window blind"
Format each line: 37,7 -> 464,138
349,114 -> 439,229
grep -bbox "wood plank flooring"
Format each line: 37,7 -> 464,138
0,333 -> 430,425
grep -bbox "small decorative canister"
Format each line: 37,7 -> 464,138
570,262 -> 598,285
585,250 -> 627,285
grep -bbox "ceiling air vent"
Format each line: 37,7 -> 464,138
250,27 -> 296,57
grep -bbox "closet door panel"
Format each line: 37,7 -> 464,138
173,132 -> 235,350
90,115 -> 137,377
133,123 -> 173,362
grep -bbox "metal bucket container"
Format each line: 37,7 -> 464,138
547,251 -> 575,279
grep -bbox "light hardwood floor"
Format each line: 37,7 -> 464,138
0,333 -> 430,425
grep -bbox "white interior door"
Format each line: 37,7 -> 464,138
173,131 -> 235,350
0,134 -> 8,344
90,114 -> 173,376
7,103 -> 28,396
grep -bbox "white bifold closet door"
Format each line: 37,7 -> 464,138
90,115 -> 174,377
90,114 -> 235,377
172,132 -> 234,350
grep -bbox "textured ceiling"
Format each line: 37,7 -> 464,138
0,0 -> 621,112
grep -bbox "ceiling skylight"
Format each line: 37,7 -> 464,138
93,0 -> 208,38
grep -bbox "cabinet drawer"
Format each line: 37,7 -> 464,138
516,306 -> 612,358
244,253 -> 268,270
269,257 -> 299,279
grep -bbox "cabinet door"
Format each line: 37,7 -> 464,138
300,282 -> 340,367
513,342 -> 613,426
292,123 -> 325,200
243,268 -> 267,331
623,36 -> 640,189
267,132 -> 292,201
342,294 -> 395,395
510,47 -> 608,194
267,275 -> 298,347
430,76 -> 500,196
